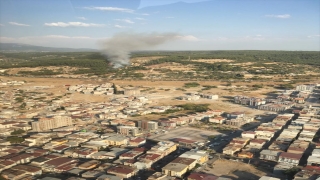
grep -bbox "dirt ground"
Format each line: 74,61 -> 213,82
149,127 -> 220,142
207,159 -> 267,180
0,76 -> 280,110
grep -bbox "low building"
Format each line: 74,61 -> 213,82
119,148 -> 145,160
162,162 -> 188,178
278,152 -> 302,166
107,165 -> 138,179
208,116 -> 226,124
128,137 -> 146,147
241,131 -> 256,139
260,150 -> 281,162
78,160 -> 100,170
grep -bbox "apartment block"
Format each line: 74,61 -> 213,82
32,116 -> 73,132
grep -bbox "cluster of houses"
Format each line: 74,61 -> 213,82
0,80 -> 25,86
0,137 -> 211,180
67,83 -> 114,95
221,112 -> 320,177
258,114 -> 320,177
234,84 -> 318,112
177,93 -> 219,101
222,114 -> 294,158
208,111 -> 254,127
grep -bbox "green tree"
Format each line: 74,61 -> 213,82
11,129 -> 26,135
7,136 -> 24,143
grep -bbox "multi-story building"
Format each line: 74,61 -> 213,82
117,126 -> 140,136
138,121 -> 158,131
296,84 -> 315,92
31,116 -> 72,132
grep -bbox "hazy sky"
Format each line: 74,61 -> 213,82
0,0 -> 319,50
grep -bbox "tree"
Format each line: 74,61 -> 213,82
283,167 -> 300,179
112,83 -> 118,94
11,129 -> 26,135
7,136 -> 24,143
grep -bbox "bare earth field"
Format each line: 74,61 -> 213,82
207,159 -> 267,180
149,127 -> 220,143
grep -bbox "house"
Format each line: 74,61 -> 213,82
179,150 -> 208,164
104,135 -> 128,146
227,112 -> 245,119
107,165 -> 138,179
42,157 -> 78,172
260,150 -> 281,161
134,153 -> 162,169
241,131 -> 256,139
78,160 -> 100,170
119,148 -> 145,160
294,166 -> 320,180
128,137 -> 146,147
171,157 -> 197,170
149,141 -> 177,156
278,152 -> 302,166
223,145 -> 242,156
91,148 -> 129,160
208,116 -> 226,124
237,151 -> 253,159
307,156 -> 320,166
162,162 -> 188,178
82,170 -> 105,179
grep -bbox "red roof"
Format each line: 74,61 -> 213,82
45,157 -> 74,166
129,137 -> 145,143
188,173 -> 219,180
172,157 -> 196,165
139,153 -> 161,161
108,165 -> 135,175
279,152 -> 303,160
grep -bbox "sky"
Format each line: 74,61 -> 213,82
0,0 -> 319,51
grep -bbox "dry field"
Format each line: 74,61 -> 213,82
207,159 -> 268,180
6,66 -> 84,75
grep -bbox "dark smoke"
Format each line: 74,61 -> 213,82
101,32 -> 180,68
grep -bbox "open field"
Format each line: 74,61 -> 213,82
149,127 -> 220,143
206,159 -> 268,180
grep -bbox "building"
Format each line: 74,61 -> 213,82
296,84 -> 315,92
241,131 -> 256,139
32,116 -> 73,132
138,121 -> 158,131
260,150 -> 281,162
107,165 -> 138,179
117,126 -> 140,136
278,152 -> 302,166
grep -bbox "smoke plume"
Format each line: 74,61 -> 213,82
101,32 -> 179,68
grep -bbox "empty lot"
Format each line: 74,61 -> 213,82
149,127 -> 220,143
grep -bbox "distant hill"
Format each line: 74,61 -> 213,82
0,43 -> 98,52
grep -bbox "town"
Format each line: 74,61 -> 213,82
0,78 -> 319,180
